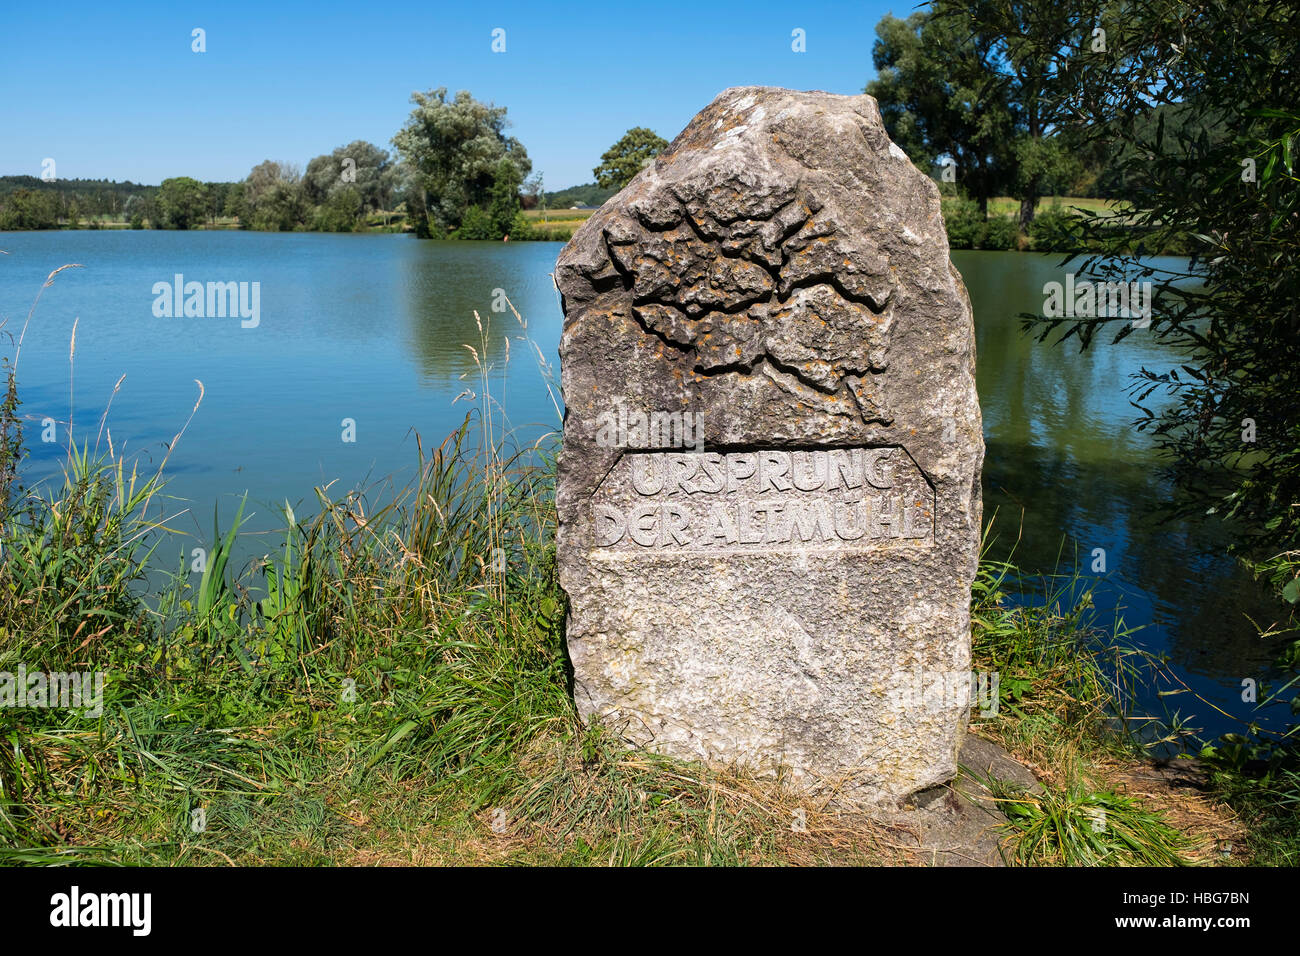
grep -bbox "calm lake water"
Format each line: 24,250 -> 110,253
0,230 -> 1287,741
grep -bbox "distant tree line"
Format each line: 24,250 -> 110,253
0,177 -> 152,230
1,93 -> 673,239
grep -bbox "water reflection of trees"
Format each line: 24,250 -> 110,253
401,241 -> 563,388
960,251 -> 1283,726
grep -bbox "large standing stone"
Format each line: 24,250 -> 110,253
554,87 -> 983,802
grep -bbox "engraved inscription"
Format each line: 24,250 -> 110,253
590,447 -> 934,553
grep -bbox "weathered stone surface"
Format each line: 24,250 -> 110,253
555,86 -> 983,803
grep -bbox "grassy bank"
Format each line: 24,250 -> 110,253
0,419 -> 892,866
515,209 -> 594,242
966,544 -> 1240,864
0,278 -> 890,865
3,208 -> 591,240
0,273 -> 1289,866
13,198 -> 1164,251
2,445 -> 1250,865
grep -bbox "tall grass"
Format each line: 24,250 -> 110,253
968,523 -> 1211,864
0,265 -> 1259,866
0,271 -> 898,866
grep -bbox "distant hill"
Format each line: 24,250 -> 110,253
0,175 -> 161,204
0,176 -> 165,225
542,183 -> 616,209
0,175 -> 154,194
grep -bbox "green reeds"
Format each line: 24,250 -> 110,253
989,778 -> 1193,866
0,271 -> 1224,866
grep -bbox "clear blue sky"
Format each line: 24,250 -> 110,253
0,0 -> 913,189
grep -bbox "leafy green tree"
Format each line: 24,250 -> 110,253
593,127 -> 668,191
304,141 -> 396,226
311,186 -> 363,232
487,157 -> 523,238
391,88 -> 532,237
241,161 -> 307,231
934,0 -> 1092,226
122,194 -> 144,230
203,182 -> 231,226
158,177 -> 208,229
333,185 -> 362,230
137,195 -> 162,229
1090,103 -> 1217,200
393,169 -> 429,234
224,182 -> 246,220
867,12 -> 1017,214
995,0 -> 1300,592
0,189 -> 60,229
508,209 -> 533,240
456,205 -> 494,239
